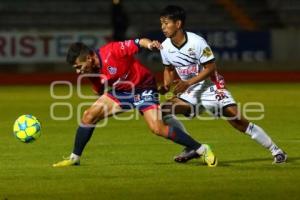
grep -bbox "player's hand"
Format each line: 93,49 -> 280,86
158,85 -> 170,95
173,80 -> 190,95
148,40 -> 162,50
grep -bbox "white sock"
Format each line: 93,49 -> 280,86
70,153 -> 80,161
163,114 -> 187,133
245,122 -> 279,155
196,145 -> 206,155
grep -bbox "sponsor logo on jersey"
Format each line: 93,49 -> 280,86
108,66 -> 117,75
202,47 -> 213,57
177,65 -> 198,76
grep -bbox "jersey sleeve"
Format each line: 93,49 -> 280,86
110,40 -> 139,58
198,38 -> 215,64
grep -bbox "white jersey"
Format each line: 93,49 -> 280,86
160,32 -> 236,116
160,31 -> 225,89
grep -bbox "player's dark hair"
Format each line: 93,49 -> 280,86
66,42 -> 92,65
160,5 -> 186,27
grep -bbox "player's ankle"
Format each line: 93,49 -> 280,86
70,153 -> 80,161
269,144 -> 282,156
196,144 -> 206,155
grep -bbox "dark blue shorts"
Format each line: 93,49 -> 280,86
106,88 -> 159,112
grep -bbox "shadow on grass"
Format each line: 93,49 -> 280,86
218,156 -> 300,166
81,156 -> 300,168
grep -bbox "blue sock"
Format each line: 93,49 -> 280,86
73,126 -> 95,156
167,126 -> 201,150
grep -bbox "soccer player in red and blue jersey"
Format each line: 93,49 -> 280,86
53,38 -> 217,167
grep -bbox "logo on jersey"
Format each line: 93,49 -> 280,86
108,66 -> 117,75
202,47 -> 213,57
188,48 -> 196,56
177,65 -> 198,76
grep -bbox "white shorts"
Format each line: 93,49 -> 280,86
179,84 -> 236,117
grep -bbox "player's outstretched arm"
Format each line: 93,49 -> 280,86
139,38 -> 162,50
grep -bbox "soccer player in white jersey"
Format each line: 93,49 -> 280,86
157,5 -> 287,164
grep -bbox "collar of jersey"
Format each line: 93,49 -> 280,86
170,31 -> 188,50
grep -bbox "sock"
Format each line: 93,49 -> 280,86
70,153 -> 80,161
163,114 -> 187,132
269,144 -> 281,156
196,145 -> 206,155
167,125 -> 201,150
72,126 -> 95,156
245,122 -> 279,155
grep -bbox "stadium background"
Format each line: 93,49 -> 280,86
1,1 -> 300,200
0,0 -> 299,83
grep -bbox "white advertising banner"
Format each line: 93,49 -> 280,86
0,30 -> 111,63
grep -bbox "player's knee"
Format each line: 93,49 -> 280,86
149,125 -> 160,135
148,123 -> 163,136
81,109 -> 98,125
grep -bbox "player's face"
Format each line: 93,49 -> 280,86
73,55 -> 98,74
160,17 -> 181,38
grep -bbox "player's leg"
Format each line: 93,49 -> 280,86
223,105 -> 287,163
71,94 -> 123,158
142,106 -> 217,167
53,94 -> 123,167
161,97 -> 190,132
161,97 -> 201,161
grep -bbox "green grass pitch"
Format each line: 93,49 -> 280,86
0,83 -> 299,200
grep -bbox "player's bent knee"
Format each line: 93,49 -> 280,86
81,109 -> 98,125
148,123 -> 163,136
149,126 -> 160,135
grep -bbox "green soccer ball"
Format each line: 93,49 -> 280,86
13,114 -> 41,143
